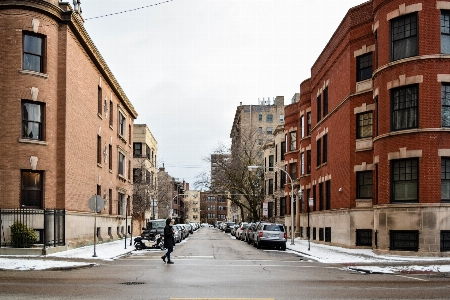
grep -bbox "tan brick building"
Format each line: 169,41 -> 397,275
0,0 -> 137,249
132,124 -> 158,232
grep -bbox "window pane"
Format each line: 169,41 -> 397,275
24,35 -> 42,55
23,54 -> 42,72
391,14 -> 418,61
22,102 -> 42,140
442,84 -> 450,127
21,171 -> 42,208
392,86 -> 418,130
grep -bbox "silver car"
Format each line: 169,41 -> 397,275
253,222 -> 286,250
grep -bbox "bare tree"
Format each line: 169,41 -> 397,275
194,129 -> 265,221
157,169 -> 174,219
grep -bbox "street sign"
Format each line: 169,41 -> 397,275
88,195 -> 105,213
308,198 -> 314,206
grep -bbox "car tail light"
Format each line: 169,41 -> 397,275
259,231 -> 263,237
284,232 -> 287,239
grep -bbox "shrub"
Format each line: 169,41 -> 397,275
10,221 -> 38,248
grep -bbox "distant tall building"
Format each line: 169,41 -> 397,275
230,97 -> 286,222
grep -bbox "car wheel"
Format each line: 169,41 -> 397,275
253,240 -> 257,248
256,240 -> 261,249
280,244 -> 286,251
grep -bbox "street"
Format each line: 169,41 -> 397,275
0,227 -> 449,300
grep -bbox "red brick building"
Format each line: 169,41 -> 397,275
288,0 -> 450,255
0,0 -> 137,249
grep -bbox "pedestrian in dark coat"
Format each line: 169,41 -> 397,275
161,218 -> 175,264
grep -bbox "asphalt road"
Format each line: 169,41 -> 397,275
0,226 -> 449,300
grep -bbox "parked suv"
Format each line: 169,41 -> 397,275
223,222 -> 236,233
253,222 -> 286,250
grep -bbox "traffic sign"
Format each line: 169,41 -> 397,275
88,195 -> 105,213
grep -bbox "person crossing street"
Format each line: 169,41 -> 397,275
161,218 -> 175,264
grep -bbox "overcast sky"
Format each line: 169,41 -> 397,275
81,0 -> 366,185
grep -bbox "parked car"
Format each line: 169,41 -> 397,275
223,222 -> 236,233
172,226 -> 182,243
235,222 -> 248,240
242,222 -> 255,242
185,223 -> 193,234
253,222 -> 287,250
173,224 -> 185,240
246,222 -> 259,245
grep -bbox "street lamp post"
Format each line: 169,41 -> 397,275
248,165 -> 295,245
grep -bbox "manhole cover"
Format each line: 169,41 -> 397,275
119,282 -> 145,285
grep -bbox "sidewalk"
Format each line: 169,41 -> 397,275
1,237 -> 450,274
286,238 -> 450,275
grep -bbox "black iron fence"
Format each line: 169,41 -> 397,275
0,208 -> 65,248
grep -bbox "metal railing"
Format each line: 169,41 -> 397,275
0,208 -> 65,248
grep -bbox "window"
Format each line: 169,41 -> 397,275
280,197 -> 286,216
268,155 -> 274,171
322,134 -> 328,164
146,170 -> 150,184
391,85 -> 418,131
23,33 -> 44,73
391,13 -> 418,61
133,143 -> 142,157
441,11 -> 450,54
266,127 -> 273,134
118,152 -> 126,177
323,87 -> 328,116
258,114 -> 262,121
98,86 -> 102,115
357,112 -> 373,138
280,168 -> 286,186
441,231 -> 450,252
268,202 -> 273,218
390,230 -> 419,251
325,227 -> 331,242
290,132 -> 296,151
258,139 -> 262,145
133,168 -> 141,183
326,180 -> 331,210
119,111 -> 126,137
108,145 -> 113,170
22,101 -> 44,140
357,53 -> 372,81
146,145 -> 151,160
289,162 -> 297,181
356,229 -> 372,246
280,141 -> 286,160
109,100 -> 113,126
391,159 -> 418,203
316,139 -> 321,167
442,158 -> 450,202
118,193 -> 125,215
266,114 -> 273,122
357,171 -> 373,199
319,182 -> 324,211
97,135 -> 102,164
258,127 -> 262,133
108,189 -> 113,214
301,152 -> 305,175
306,150 -> 311,174
306,112 -> 311,135
300,115 -> 305,138
21,170 -> 43,208
317,94 -> 322,122
268,179 -> 273,195
319,228 -> 324,241
442,84 -> 450,127
279,114 -> 284,122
